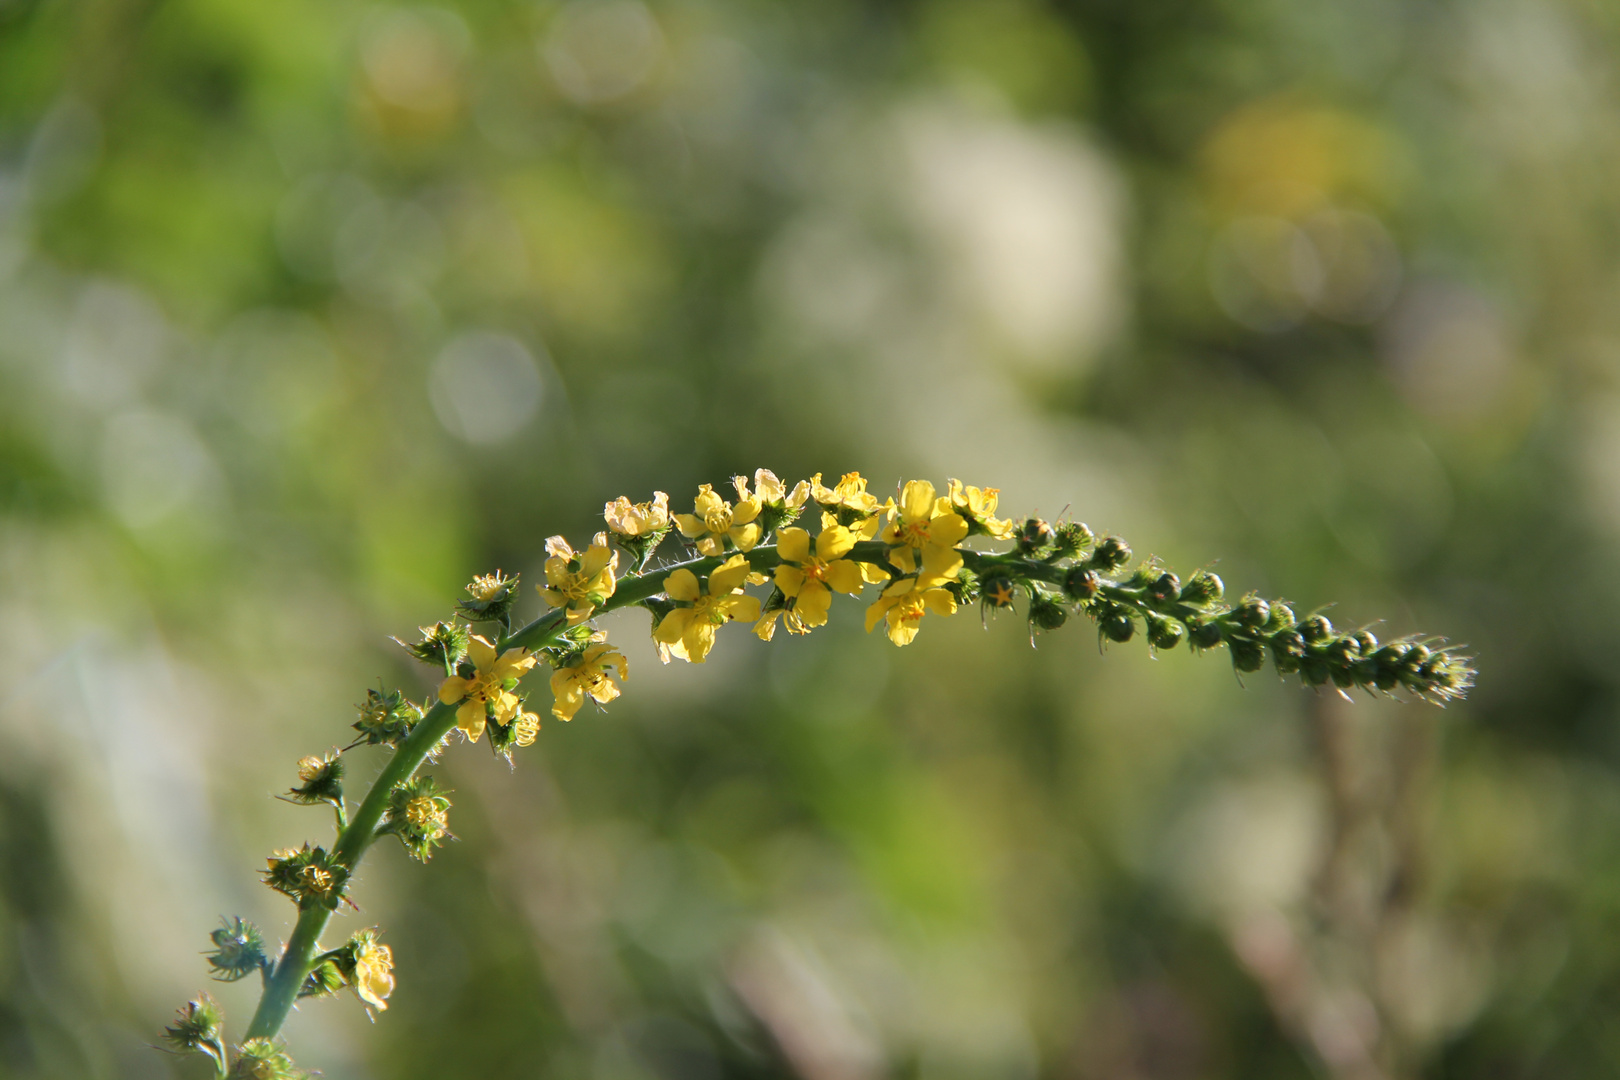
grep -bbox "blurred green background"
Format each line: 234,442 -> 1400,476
0,0 -> 1613,1076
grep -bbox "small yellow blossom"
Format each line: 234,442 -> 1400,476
655,554 -> 761,662
809,471 -> 891,540
604,491 -> 670,536
541,533 -> 618,624
550,640 -> 629,720
864,545 -> 961,646
881,480 -> 968,576
437,635 -> 537,741
296,756 -> 324,783
675,484 -> 762,556
773,524 -> 866,630
744,468 -> 811,511
352,936 -> 394,1011
754,607 -> 811,640
946,478 -> 1017,540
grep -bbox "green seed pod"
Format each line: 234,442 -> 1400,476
1029,593 -> 1069,632
1017,517 -> 1056,556
1353,629 -> 1379,654
1235,595 -> 1270,629
207,918 -> 267,983
1270,629 -> 1306,674
164,995 -> 226,1067
1186,617 -> 1223,650
1326,635 -> 1362,666
1090,536 -> 1131,572
1063,567 -> 1100,601
298,959 -> 345,999
1146,612 -> 1185,650
1301,614 -> 1334,643
1180,571 -> 1224,606
395,620 -> 470,671
1229,635 -> 1267,673
1149,572 -> 1181,602
229,1038 -> 302,1080
353,687 -> 423,747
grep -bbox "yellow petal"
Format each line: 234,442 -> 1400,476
900,480 -> 936,522
923,588 -> 958,619
665,568 -> 701,602
655,609 -> 693,645
588,678 -> 621,706
731,522 -> 762,551
438,676 -> 471,704
775,564 -> 806,597
467,634 -> 497,671
674,513 -> 707,538
865,597 -> 891,633
794,583 -> 832,626
697,536 -> 723,557
718,594 -> 762,622
544,535 -> 574,560
822,560 -> 865,595
685,621 -> 717,663
888,546 -> 918,576
708,554 -> 752,595
457,699 -> 487,741
919,545 -> 963,585
754,611 -> 781,641
928,510 -> 969,548
815,525 -> 856,562
776,527 -> 811,564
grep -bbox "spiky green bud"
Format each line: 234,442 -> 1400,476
229,1038 -> 304,1080
164,995 -> 227,1068
207,918 -> 267,983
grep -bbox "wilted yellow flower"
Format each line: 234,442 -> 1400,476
654,554 -> 761,662
946,478 -> 1016,540
466,570 -> 514,603
549,640 -> 629,720
604,491 -> 670,536
512,709 -> 540,746
437,635 -> 536,741
773,524 -> 866,630
405,795 -> 447,839
753,607 -> 811,640
541,533 -> 618,624
352,935 -> 394,1011
296,756 -> 324,783
675,484 -> 762,556
881,480 -> 968,576
864,545 -> 961,646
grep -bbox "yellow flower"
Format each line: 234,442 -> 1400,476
604,491 -> 670,536
437,635 -> 537,741
881,480 -> 968,576
864,545 -> 961,646
675,484 -> 762,556
466,570 -> 514,603
549,640 -> 629,720
746,468 -> 810,511
296,756 -> 324,783
809,471 -> 890,540
773,524 -> 866,630
405,795 -> 448,840
352,936 -> 394,1011
654,554 -> 762,662
946,478 -> 1016,540
541,533 -> 618,624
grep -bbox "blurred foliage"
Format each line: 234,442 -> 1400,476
2,0 -> 1619,1077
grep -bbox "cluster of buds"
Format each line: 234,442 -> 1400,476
380,776 -> 454,862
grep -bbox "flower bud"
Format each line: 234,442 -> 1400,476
299,959 -> 345,1000
1089,536 -> 1131,572
382,776 -> 453,862
1186,616 -> 1223,650
1180,570 -> 1224,606
1229,635 -> 1267,673
1029,593 -> 1069,632
1146,612 -> 1184,650
1149,572 -> 1181,602
1016,517 -> 1056,556
207,918 -> 267,983
1300,614 -> 1334,643
1097,604 -> 1135,643
1053,521 -> 1094,558
1353,630 -> 1379,654
1235,595 -> 1270,629
1063,567 -> 1100,601
1265,602 -> 1297,632
1270,630 -> 1306,674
